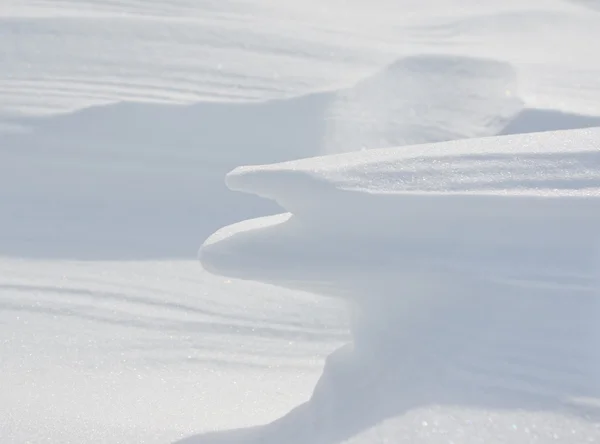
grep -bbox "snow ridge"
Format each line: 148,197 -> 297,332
199,128 -> 600,443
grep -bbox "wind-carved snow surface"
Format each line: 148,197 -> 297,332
0,53 -> 528,261
198,128 -> 600,443
3,1 -> 600,443
323,55 -> 521,153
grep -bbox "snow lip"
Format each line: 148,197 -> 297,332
225,127 -> 600,207
204,128 -> 600,297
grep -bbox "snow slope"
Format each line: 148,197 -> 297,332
199,128 -> 600,443
2,0 -> 600,443
0,259 -> 346,443
2,0 -> 600,117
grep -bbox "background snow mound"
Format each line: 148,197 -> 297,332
1,94 -> 325,260
500,108 -> 600,135
566,0 -> 600,12
322,54 -> 523,153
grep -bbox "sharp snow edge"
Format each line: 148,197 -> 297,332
198,128 -> 600,443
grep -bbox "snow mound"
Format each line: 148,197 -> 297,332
323,54 -> 522,153
3,53 -> 564,261
198,128 -> 600,443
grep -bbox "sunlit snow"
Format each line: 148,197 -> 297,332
1,0 -> 599,443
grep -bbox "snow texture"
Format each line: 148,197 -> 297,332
2,0 -> 600,443
199,128 -> 600,443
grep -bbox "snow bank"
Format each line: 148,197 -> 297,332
198,128 -> 600,442
1,54 -> 548,260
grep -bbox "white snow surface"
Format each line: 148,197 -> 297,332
1,0 -> 600,443
201,129 -> 600,443
227,128 -> 600,196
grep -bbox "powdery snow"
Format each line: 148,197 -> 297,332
2,0 -> 600,443
0,258 -> 347,443
228,127 -> 600,196
0,53 -> 558,261
343,407 -> 600,444
200,128 -> 600,443
1,0 -> 600,117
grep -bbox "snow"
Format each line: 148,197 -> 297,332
1,0 -> 600,442
2,0 -> 600,117
228,128 -> 600,196
0,259 -> 346,443
200,128 -> 600,442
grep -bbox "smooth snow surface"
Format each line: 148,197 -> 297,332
0,259 -> 346,443
201,128 -> 600,443
2,0 -> 600,443
2,0 -> 600,117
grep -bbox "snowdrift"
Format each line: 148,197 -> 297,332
4,1 -> 600,442
4,54 -> 600,261
197,128 -> 600,443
